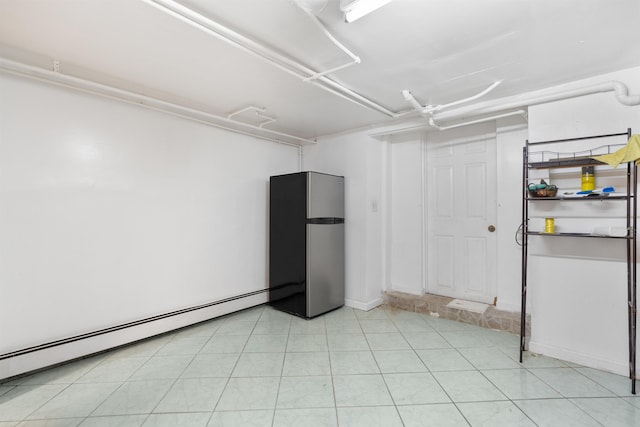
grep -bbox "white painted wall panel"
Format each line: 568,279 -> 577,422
0,73 -> 298,372
529,255 -> 628,372
388,137 -> 423,295
495,120 -> 527,312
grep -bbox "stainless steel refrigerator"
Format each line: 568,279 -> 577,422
269,171 -> 345,318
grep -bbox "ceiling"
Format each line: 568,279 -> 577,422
1,0 -> 640,141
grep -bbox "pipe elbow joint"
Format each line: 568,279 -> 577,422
428,117 -> 442,130
611,81 -> 640,106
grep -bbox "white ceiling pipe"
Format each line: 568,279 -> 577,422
303,60 -> 357,81
341,0 -> 393,23
228,106 -> 277,128
141,0 -> 313,81
402,90 -> 423,112
299,8 -> 361,81
227,105 -> 265,119
402,81 -> 502,115
142,0 -> 395,117
227,105 -> 276,128
432,80 -> 640,122
611,81 -> 640,105
256,112 -> 277,127
259,116 -> 276,128
432,80 -> 502,112
0,57 -> 316,146
315,73 -> 397,116
428,109 -> 527,131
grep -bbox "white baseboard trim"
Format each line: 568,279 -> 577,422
0,292 -> 267,381
345,297 -> 383,312
528,340 -> 628,376
387,286 -> 423,296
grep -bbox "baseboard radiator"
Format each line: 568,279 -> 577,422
0,289 -> 269,381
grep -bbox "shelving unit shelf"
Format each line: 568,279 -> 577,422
526,195 -> 629,201
528,157 -> 607,169
520,128 -> 637,394
525,231 -> 632,239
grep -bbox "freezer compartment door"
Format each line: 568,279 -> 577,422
269,173 -> 307,317
307,172 -> 344,219
307,223 -> 345,317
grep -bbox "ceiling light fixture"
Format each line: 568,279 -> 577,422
341,0 -> 393,23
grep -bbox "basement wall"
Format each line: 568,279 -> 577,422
0,73 -> 299,379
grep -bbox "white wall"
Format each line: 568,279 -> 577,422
0,73 -> 299,378
302,131 -> 386,310
525,66 -> 640,375
387,133 -> 425,295
495,119 -> 528,312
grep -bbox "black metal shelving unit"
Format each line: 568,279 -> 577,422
520,128 -> 637,394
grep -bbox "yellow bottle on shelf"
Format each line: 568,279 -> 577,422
582,166 -> 595,191
544,218 -> 555,233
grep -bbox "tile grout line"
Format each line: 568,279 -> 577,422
386,308 -> 472,427
143,323 -> 213,424
429,317 -> 535,425
80,336 -> 163,423
320,311 -> 341,427
521,364 -> 617,425
358,308 -> 407,427
269,306 -> 289,427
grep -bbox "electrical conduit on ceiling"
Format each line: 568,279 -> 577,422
400,80 -> 640,131
403,81 -> 503,116
294,0 -> 362,81
9,0 -> 636,137
300,11 -> 360,81
0,57 -> 316,146
144,0 -> 640,132
141,0 -> 397,118
430,80 -> 640,124
121,1 -> 640,134
428,110 -> 527,131
402,81 -> 527,130
227,105 -> 277,128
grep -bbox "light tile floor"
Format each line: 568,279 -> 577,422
1,305 -> 640,426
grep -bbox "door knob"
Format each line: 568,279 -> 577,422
488,225 -> 496,232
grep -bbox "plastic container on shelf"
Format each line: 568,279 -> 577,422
581,166 -> 595,191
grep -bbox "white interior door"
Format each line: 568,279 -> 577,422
427,125 -> 497,304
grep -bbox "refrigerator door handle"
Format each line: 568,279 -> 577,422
307,218 -> 344,225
